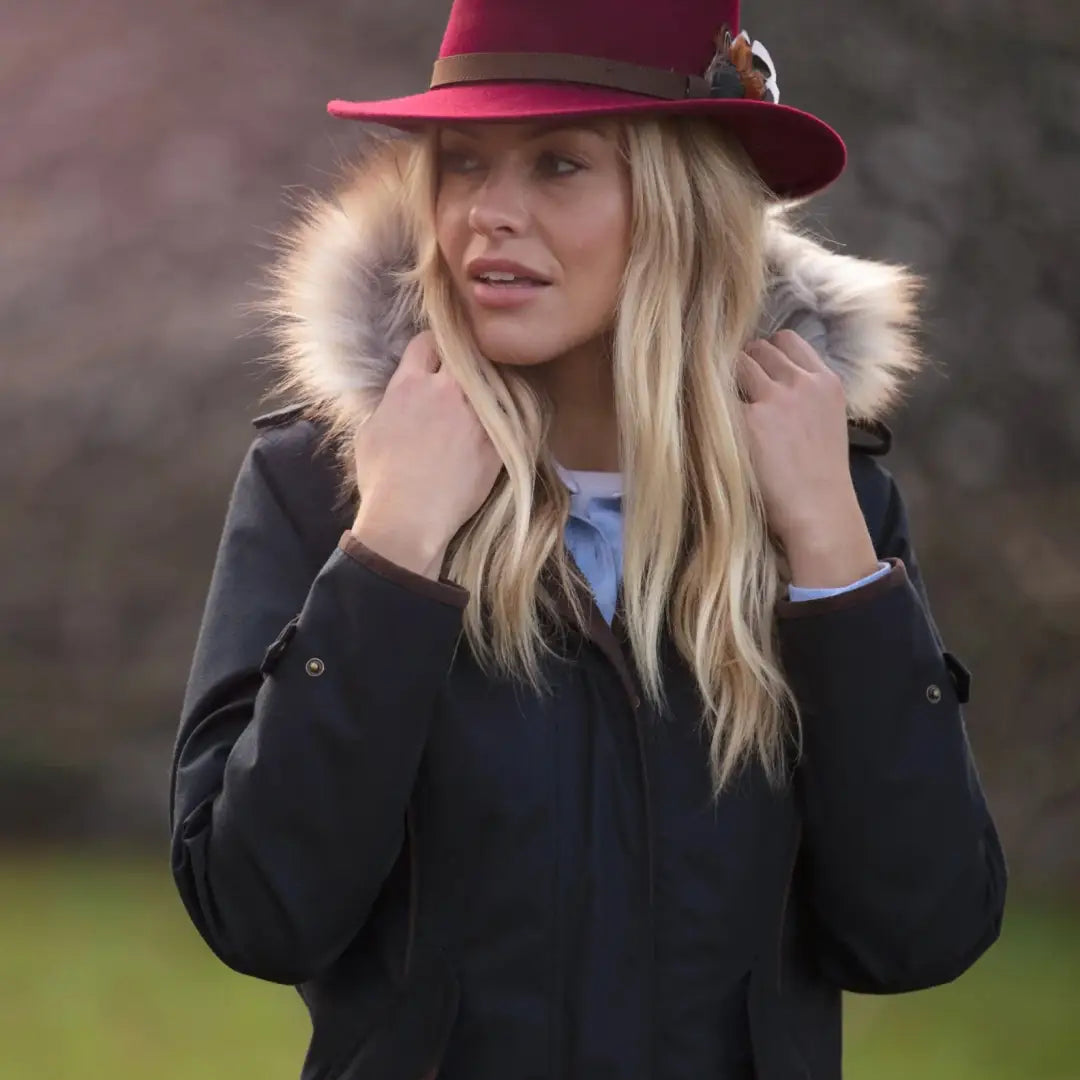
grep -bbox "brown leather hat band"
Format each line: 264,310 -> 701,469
431,52 -> 712,101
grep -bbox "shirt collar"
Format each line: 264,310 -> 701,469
553,460 -> 623,498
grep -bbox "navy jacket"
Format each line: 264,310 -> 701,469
170,405 -> 1006,1080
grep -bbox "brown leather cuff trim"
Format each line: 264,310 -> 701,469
337,531 -> 470,609
775,557 -> 908,619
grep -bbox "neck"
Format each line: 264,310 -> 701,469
527,332 -> 620,472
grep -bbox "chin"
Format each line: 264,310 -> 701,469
471,321 -> 567,368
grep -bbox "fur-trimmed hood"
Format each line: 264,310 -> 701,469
258,138 -> 923,440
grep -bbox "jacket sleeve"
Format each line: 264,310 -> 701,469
169,428 -> 470,986
775,457 -> 1007,994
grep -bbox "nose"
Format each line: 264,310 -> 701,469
467,164 -> 529,237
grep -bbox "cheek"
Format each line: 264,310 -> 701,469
434,196 -> 468,272
560,196 -> 629,315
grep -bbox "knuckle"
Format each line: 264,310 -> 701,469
823,380 -> 846,407
434,369 -> 459,395
403,330 -> 439,365
821,366 -> 844,391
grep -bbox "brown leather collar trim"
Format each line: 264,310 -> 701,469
431,52 -> 712,101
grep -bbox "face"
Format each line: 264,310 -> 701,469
434,119 -> 632,369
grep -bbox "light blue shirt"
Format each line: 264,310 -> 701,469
554,463 -> 891,625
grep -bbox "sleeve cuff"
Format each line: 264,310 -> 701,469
787,559 -> 893,603
776,558 -> 908,619
337,530 -> 470,609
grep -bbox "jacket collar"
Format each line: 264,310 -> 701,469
260,139 -> 924,440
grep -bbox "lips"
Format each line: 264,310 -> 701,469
466,257 -> 553,285
475,274 -> 548,287
470,277 -> 549,308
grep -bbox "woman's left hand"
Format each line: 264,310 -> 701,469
737,330 -> 880,586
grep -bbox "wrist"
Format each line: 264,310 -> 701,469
350,503 -> 450,582
782,502 -> 879,589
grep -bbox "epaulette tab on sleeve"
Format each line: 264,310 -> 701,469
847,418 -> 892,457
251,403 -> 306,431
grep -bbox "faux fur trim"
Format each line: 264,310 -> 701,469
255,137 -> 923,441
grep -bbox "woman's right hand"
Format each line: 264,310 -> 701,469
350,330 -> 504,573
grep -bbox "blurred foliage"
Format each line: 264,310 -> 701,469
2,848 -> 1078,1079
1,0 -> 1077,891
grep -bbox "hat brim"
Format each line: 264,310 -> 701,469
327,82 -> 846,200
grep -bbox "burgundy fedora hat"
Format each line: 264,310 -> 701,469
327,0 -> 846,200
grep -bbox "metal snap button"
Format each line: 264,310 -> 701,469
926,683 -> 942,704
305,658 -> 325,677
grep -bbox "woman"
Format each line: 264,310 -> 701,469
169,1 -> 1006,1078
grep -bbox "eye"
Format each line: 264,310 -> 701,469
438,149 -> 481,174
538,151 -> 583,177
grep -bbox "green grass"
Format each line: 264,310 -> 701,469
843,900 -> 1080,1080
1,845 -> 1076,1079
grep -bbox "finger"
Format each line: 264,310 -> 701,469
770,329 -> 827,374
398,330 -> 442,376
735,350 -> 772,403
744,338 -> 799,385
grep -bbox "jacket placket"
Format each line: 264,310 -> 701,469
551,572 -> 657,1078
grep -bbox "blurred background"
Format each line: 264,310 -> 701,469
1,0 -> 1077,1077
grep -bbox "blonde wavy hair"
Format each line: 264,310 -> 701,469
269,115 -> 804,798
384,114 -> 802,799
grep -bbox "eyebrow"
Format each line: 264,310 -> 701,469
439,119 -> 610,140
